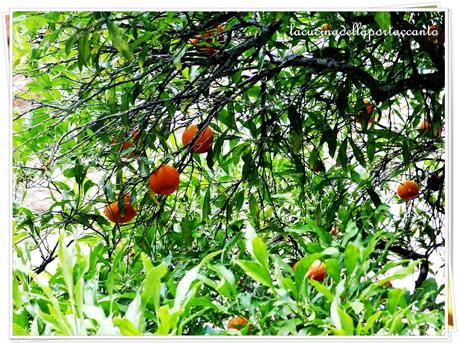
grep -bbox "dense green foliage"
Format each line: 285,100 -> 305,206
12,11 -> 445,336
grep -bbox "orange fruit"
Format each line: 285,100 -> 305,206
419,120 -> 442,137
182,124 -> 213,153
293,259 -> 327,282
308,160 -> 325,173
198,46 -> 217,56
355,100 -> 375,124
364,100 -> 374,114
428,24 -> 437,41
380,280 -> 393,301
148,164 -> 180,195
121,131 -> 140,150
189,33 -> 216,55
397,180 -> 420,201
321,23 -> 332,31
292,261 -> 299,272
439,29 -> 445,46
428,24 -> 445,47
104,193 -> 137,224
112,131 -> 141,158
188,26 -> 224,56
419,120 -> 432,130
330,226 -> 339,236
227,316 -> 253,333
306,260 -> 326,282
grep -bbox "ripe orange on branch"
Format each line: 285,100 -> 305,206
309,160 -> 325,173
227,316 -> 253,334
189,25 -> 225,56
418,119 -> 442,138
355,99 -> 376,124
321,23 -> 332,31
104,193 -> 137,224
112,130 -> 141,158
397,180 -> 420,201
330,226 -> 339,236
306,259 -> 327,282
292,259 -> 327,282
182,124 -> 213,153
148,164 -> 180,195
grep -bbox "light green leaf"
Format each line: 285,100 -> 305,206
363,311 -> 381,334
235,260 -> 273,288
107,20 -> 133,60
387,288 -> 408,314
337,307 -> 355,335
77,33 -> 90,70
173,250 -> 222,313
12,323 -> 29,336
344,242 -> 360,275
125,293 -> 143,332
141,263 -> 168,313
252,236 -> 269,267
113,318 -> 141,336
155,305 -> 173,335
308,279 -> 334,302
375,12 -> 391,31
173,46 -> 187,71
330,279 -> 345,331
57,233 -> 74,298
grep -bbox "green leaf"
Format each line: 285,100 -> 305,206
337,307 -> 355,335
57,233 -> 74,297
363,311 -> 382,334
125,293 -> 143,332
235,260 -> 273,288
350,139 -> 366,167
387,288 -> 408,314
74,158 -> 86,185
155,305 -> 173,335
293,254 -> 323,293
309,279 -> 334,302
173,250 -> 222,312
113,318 -> 141,336
252,236 -> 269,267
248,193 -> 259,220
344,242 -> 360,275
12,323 -> 29,336
331,279 -> 354,334
172,46 -> 187,71
65,35 -> 78,56
324,258 -> 341,282
202,188 -> 211,221
77,33 -> 90,70
322,127 -> 338,158
208,264 -> 236,296
375,12 -> 391,31
337,138 -> 348,167
141,263 -> 168,313
107,20 -> 133,60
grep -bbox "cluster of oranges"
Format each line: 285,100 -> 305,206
353,99 -> 441,203
395,117 -> 443,202
188,24 -> 225,56
104,124 -> 214,224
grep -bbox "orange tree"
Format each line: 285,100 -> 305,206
12,11 -> 446,335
